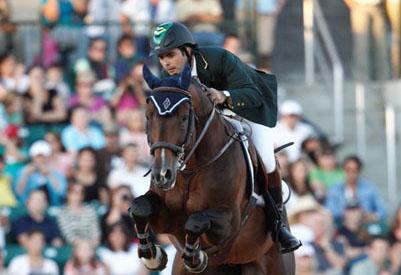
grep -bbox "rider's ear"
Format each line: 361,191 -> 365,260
179,65 -> 191,90
143,65 -> 161,89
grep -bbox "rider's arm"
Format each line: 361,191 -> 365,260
220,50 -> 265,110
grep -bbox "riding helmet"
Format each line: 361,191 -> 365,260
150,22 -> 197,56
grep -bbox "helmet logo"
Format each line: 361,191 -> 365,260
153,22 -> 173,45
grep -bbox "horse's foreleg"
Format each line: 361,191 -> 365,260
129,192 -> 168,271
183,211 -> 212,273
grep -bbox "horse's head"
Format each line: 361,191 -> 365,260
143,65 -> 195,190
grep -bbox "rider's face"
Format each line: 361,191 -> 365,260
158,48 -> 188,76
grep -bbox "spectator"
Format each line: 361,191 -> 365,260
0,52 -> 29,94
119,109 -> 151,165
309,148 -> 345,203
386,0 -> 401,79
23,65 -> 67,127
0,124 -> 27,184
0,249 -> 8,275
45,63 -> 71,104
114,34 -> 139,83
0,83 -> 9,130
287,159 -> 314,199
176,0 -> 224,46
74,38 -> 112,83
16,140 -> 68,206
61,106 -> 106,153
120,0 -> 175,56
7,229 -> 59,275
223,34 -> 242,56
96,123 -> 122,183
255,0 -> 286,71
40,0 -> 88,67
294,243 -> 318,275
325,155 -> 387,223
344,0 -> 389,81
309,210 -> 346,274
390,241 -> 401,275
11,189 -> 62,247
288,195 -> 321,243
0,0 -> 15,53
0,212 -> 7,250
64,240 -> 107,275
0,154 -> 17,207
337,202 -> 369,269
56,183 -> 100,246
45,131 -> 74,179
84,0 -> 122,63
107,143 -> 150,197
111,62 -> 147,126
2,92 -> 24,127
98,222 -> 148,275
100,185 -> 135,242
71,146 -> 108,203
273,99 -> 316,163
300,136 -> 322,169
388,204 -> 401,245
68,71 -> 112,127
350,236 -> 391,275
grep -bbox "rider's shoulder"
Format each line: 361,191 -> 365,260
197,46 -> 231,58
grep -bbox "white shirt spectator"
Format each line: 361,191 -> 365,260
107,165 -> 150,197
8,254 -> 59,275
120,0 -> 175,36
273,121 -> 315,163
97,245 -> 145,275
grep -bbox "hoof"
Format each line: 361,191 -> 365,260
184,250 -> 208,274
129,196 -> 153,218
140,245 -> 168,271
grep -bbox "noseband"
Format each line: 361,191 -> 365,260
148,86 -> 216,171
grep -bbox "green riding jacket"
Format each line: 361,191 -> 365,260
162,46 -> 278,127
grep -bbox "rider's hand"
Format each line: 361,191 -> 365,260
208,88 -> 226,105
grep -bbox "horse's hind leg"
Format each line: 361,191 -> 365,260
129,192 -> 168,271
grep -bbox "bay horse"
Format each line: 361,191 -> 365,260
129,65 -> 295,274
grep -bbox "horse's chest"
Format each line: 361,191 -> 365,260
164,185 -> 204,214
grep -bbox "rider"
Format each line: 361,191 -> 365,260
150,21 -> 301,253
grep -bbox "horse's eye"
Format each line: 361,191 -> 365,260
182,116 -> 188,122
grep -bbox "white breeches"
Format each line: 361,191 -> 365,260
223,110 -> 276,173
244,118 -> 276,173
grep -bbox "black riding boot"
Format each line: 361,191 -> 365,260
266,170 -> 301,254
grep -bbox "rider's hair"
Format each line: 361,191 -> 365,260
178,45 -> 192,60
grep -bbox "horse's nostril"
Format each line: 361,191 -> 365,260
164,169 -> 173,181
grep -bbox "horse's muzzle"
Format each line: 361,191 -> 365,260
151,167 -> 177,191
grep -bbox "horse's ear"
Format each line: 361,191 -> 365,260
143,65 -> 161,89
179,65 -> 192,90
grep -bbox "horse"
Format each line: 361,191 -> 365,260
129,64 -> 295,275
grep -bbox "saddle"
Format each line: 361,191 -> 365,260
221,112 -> 274,207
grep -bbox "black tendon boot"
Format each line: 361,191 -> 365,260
266,170 -> 302,253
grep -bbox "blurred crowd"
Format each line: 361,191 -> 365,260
0,0 -> 399,275
273,99 -> 400,275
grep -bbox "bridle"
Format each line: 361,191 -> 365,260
147,86 -> 217,171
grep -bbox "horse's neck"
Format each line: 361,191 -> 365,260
187,82 -> 229,164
